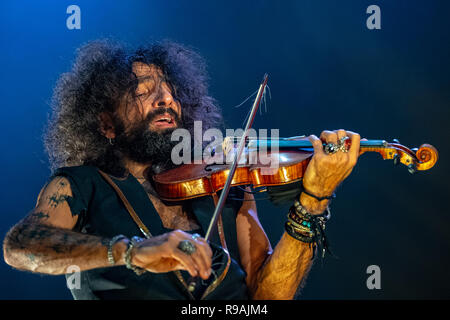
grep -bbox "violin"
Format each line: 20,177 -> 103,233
153,137 -> 438,201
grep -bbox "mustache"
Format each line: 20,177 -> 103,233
145,107 -> 181,125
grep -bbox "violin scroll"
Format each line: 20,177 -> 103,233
361,140 -> 438,173
414,144 -> 439,171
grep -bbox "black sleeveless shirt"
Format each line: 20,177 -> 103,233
52,165 -> 249,300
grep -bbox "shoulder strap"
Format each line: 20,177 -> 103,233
98,169 -> 152,238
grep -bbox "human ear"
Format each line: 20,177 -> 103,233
98,112 -> 116,139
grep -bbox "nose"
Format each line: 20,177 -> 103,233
154,83 -> 175,108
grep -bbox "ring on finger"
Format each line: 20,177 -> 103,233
177,239 -> 197,255
191,233 -> 202,241
337,137 -> 349,153
324,137 -> 349,154
324,142 -> 338,155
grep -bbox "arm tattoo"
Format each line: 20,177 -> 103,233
3,177 -> 111,274
45,177 -> 72,209
4,221 -> 111,274
48,194 -> 70,208
30,211 -> 49,220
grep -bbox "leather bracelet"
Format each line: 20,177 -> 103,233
285,221 -> 315,243
302,188 -> 336,201
107,234 -> 127,266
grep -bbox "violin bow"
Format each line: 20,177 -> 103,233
187,74 -> 269,292
204,74 -> 268,240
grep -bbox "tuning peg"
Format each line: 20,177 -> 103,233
392,139 -> 400,144
407,163 -> 417,174
393,153 -> 400,166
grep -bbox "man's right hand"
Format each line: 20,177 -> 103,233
129,230 -> 213,280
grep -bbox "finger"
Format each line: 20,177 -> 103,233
320,130 -> 338,144
188,235 -> 212,279
334,129 -> 347,141
171,248 -> 200,277
195,237 -> 213,259
196,239 -> 212,278
190,247 -> 210,280
345,131 -> 361,160
308,134 -> 325,157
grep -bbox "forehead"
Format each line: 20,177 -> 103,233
132,62 -> 164,79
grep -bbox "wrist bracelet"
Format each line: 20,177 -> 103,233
301,179 -> 336,201
302,188 -> 336,201
293,200 -> 313,219
124,236 -> 146,275
286,215 -> 312,234
286,200 -> 333,258
285,221 -> 314,243
288,207 -> 312,229
108,234 -> 127,266
286,220 -> 315,237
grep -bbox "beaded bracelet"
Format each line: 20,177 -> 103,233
124,236 -> 146,275
289,206 -> 312,227
286,216 -> 313,234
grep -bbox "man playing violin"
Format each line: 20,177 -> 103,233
3,40 -> 361,300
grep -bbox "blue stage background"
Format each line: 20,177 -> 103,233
0,0 -> 449,299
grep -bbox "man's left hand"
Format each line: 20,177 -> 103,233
300,129 -> 361,214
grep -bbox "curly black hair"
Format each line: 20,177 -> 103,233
44,39 -> 223,174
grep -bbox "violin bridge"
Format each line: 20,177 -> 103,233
222,136 -> 234,157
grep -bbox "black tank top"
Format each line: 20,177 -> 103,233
52,165 -> 249,300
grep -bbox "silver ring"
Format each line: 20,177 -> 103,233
191,233 -> 201,241
324,137 -> 349,155
337,137 -> 349,153
177,240 -> 197,255
324,143 -> 338,155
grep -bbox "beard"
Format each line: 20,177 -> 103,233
114,107 -> 182,171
